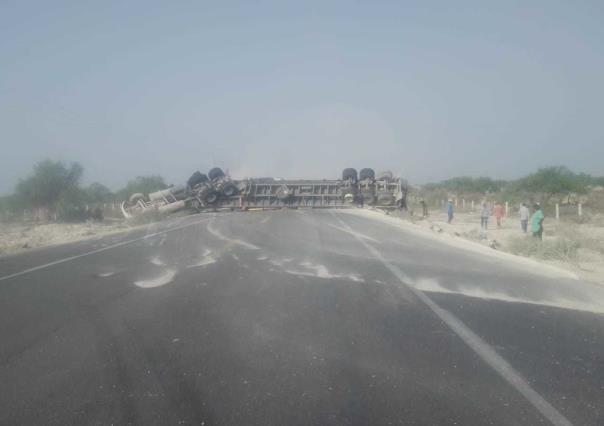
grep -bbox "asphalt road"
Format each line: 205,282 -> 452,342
1,209 -> 603,425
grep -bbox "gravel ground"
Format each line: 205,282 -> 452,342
387,208 -> 604,286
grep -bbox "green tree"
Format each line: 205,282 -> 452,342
84,182 -> 114,204
15,160 -> 84,209
0,194 -> 24,221
56,187 -> 88,222
424,176 -> 507,194
509,166 -> 588,203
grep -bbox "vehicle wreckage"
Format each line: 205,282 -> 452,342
121,167 -> 407,219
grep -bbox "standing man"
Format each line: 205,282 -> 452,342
480,202 -> 490,229
447,200 -> 454,224
420,199 -> 429,217
531,203 -> 545,240
519,203 -> 530,233
493,202 -> 504,228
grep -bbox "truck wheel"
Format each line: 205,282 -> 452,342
208,167 -> 225,181
203,190 -> 220,205
359,168 -> 375,180
222,182 -> 238,197
342,168 -> 358,182
187,171 -> 208,188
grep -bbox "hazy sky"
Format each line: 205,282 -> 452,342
1,1 -> 603,194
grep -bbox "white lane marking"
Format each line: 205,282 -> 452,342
330,211 -> 573,426
0,218 -> 212,282
260,216 -> 270,224
327,223 -> 378,242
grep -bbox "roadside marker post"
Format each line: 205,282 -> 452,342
555,204 -> 560,221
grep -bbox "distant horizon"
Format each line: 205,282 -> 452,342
2,2 -> 603,194
2,159 -> 602,197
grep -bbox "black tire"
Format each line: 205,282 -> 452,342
342,168 -> 358,182
222,182 -> 238,197
203,190 -> 220,205
208,167 -> 225,181
359,168 -> 375,180
187,171 -> 208,188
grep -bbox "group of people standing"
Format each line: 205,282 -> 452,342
479,201 -> 505,229
479,201 -> 545,239
436,199 -> 545,240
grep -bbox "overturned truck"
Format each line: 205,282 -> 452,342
121,167 -> 407,219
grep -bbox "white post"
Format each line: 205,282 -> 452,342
471,200 -> 475,211
578,203 -> 582,216
505,201 -> 509,216
555,203 -> 560,221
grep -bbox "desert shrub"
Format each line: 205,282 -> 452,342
508,235 -> 580,261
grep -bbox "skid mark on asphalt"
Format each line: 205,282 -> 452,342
0,217 -> 212,282
330,211 -> 573,426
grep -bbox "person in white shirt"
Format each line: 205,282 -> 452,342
519,203 -> 530,233
480,202 -> 490,229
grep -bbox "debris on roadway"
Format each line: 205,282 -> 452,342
121,167 -> 409,218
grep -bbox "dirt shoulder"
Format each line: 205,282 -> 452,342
382,208 -> 604,286
0,220 -> 133,256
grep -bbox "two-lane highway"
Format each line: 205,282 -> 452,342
1,209 -> 603,425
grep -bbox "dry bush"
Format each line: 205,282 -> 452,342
508,235 -> 580,262
555,223 -> 604,255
